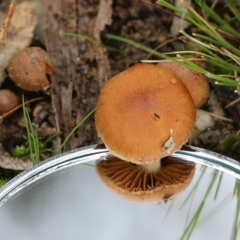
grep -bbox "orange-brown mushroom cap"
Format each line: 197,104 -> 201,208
7,47 -> 53,91
95,63 -> 196,164
157,61 -> 209,108
96,155 -> 196,203
0,89 -> 18,116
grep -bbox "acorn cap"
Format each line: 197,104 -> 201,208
96,155 -> 196,202
95,63 -> 196,164
157,61 -> 209,108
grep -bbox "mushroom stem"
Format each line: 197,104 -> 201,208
141,160 -> 161,173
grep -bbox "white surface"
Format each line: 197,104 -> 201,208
0,162 -> 238,240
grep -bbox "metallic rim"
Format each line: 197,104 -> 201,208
0,145 -> 239,206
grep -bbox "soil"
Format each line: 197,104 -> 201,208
0,0 -> 240,178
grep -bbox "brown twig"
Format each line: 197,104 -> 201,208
0,0 -> 16,44
0,97 -> 44,121
225,97 -> 240,109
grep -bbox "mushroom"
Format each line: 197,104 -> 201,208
96,155 -> 195,202
95,63 -> 196,165
156,60 -> 209,108
0,89 -> 18,116
7,47 -> 54,91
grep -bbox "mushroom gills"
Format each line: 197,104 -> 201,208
96,155 -> 196,202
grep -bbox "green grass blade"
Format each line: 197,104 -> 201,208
106,34 -> 240,87
57,107 -> 96,154
22,98 -> 34,160
22,96 -> 40,164
176,55 -> 239,86
61,32 -> 118,51
195,0 -> 240,37
232,180 -> 240,240
180,170 -> 219,240
214,171 -> 223,200
106,34 -> 174,60
179,166 -> 207,211
226,0 -> 240,18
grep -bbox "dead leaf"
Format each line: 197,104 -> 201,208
0,1 -> 38,86
92,0 -> 112,87
170,0 -> 191,36
43,0 -> 112,151
0,152 -> 33,171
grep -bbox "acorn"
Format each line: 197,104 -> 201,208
0,89 -> 18,116
7,47 -> 54,91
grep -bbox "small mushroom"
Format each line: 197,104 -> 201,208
0,89 -> 18,116
157,60 -> 209,108
95,63 -> 196,164
7,47 -> 53,91
96,155 -> 195,202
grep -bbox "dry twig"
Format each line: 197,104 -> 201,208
0,0 -> 15,44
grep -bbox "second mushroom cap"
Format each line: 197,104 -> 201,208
157,60 -> 209,108
7,47 -> 53,91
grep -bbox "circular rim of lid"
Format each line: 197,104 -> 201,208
0,144 -> 239,207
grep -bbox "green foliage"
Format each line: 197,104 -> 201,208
56,107 -> 96,154
22,97 -> 40,164
0,178 -> 10,188
180,170 -> 219,240
157,0 -> 240,90
0,169 -> 13,188
104,1 -> 240,92
11,145 -> 29,157
221,134 -> 240,155
20,98 -> 58,162
17,97 -> 96,161
233,179 -> 240,239
61,32 -> 118,51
